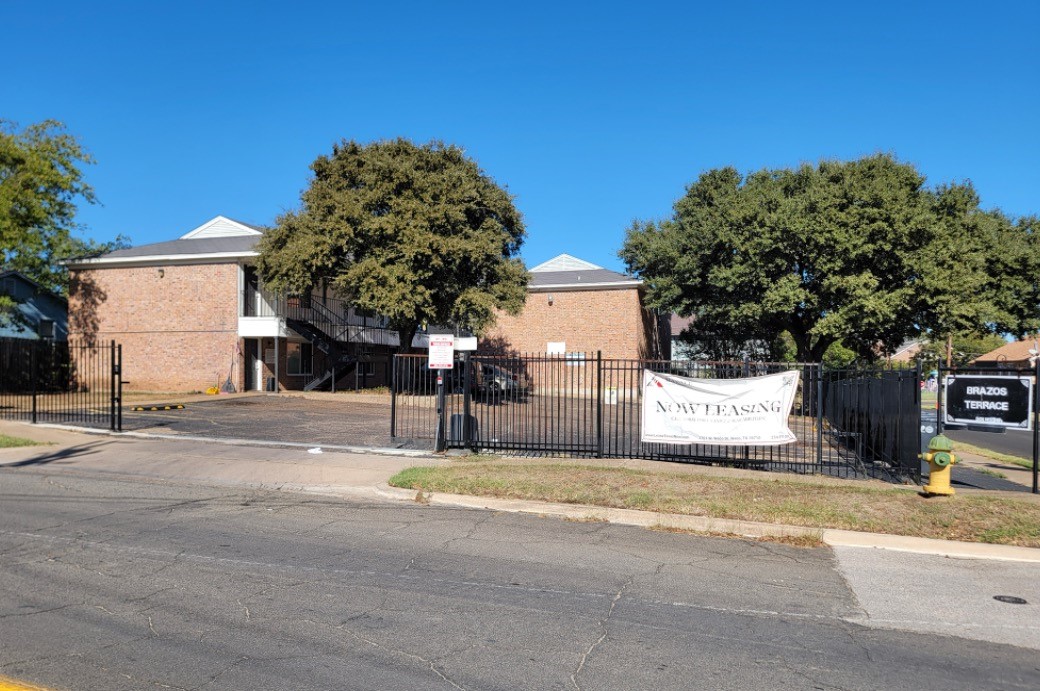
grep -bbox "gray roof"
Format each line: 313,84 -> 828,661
228,218 -> 267,233
100,235 -> 261,259
529,268 -> 641,289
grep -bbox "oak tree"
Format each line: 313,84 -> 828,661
621,155 -> 1038,362
257,139 -> 528,349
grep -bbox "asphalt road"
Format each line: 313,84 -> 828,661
2,469 -> 1039,690
921,408 -> 1033,459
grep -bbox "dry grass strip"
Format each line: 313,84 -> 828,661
390,461 -> 1040,547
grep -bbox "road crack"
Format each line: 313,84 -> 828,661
570,576 -> 632,690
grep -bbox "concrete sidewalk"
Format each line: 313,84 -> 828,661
0,421 -> 444,502
2,420 -> 1039,563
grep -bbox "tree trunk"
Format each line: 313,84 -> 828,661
396,321 -> 421,356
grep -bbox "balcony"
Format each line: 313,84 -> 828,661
238,285 -> 400,347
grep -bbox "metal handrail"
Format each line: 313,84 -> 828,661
243,287 -> 399,346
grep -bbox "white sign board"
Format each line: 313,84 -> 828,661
428,335 -> 455,370
641,370 -> 799,446
547,341 -> 566,355
455,336 -> 478,351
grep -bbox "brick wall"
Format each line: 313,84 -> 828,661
482,287 -> 654,359
69,264 -> 240,392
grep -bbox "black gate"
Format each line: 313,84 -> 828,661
391,353 -> 921,482
0,338 -> 123,431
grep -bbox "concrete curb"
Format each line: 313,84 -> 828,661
22,423 -> 437,459
375,483 -> 1040,563
7,422 -> 1040,562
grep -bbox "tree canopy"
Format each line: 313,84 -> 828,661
257,139 -> 528,348
1,119 -> 125,300
621,154 -> 1039,362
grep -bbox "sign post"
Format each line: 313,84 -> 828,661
1034,358 -> 1039,494
428,335 -> 454,452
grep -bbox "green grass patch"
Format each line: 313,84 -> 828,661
388,461 -> 1040,547
977,468 -> 1008,480
953,441 -> 1035,470
0,434 -> 42,448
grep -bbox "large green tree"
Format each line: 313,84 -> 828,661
621,155 -> 1038,362
257,139 -> 528,349
1,120 -> 124,299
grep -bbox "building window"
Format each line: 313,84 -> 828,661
0,278 -> 15,297
287,342 -> 313,375
38,319 -> 55,340
565,352 -> 586,367
358,361 -> 375,377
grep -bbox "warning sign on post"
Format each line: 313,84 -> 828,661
943,375 -> 1033,430
428,335 -> 455,370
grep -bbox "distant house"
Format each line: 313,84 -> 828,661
972,338 -> 1039,369
0,270 -> 68,341
670,314 -> 696,360
481,254 -> 669,360
888,339 -> 924,363
65,216 -> 399,392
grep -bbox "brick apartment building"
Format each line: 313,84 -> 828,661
67,218 -> 664,393
66,216 -> 398,393
482,254 -> 669,361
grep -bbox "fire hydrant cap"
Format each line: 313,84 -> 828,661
927,434 -> 954,452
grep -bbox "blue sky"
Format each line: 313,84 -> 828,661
6,1 -> 1038,272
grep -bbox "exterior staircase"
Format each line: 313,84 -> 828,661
284,297 -> 358,391
272,292 -> 398,391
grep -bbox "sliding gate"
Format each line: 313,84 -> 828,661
391,353 -> 921,482
0,338 -> 123,431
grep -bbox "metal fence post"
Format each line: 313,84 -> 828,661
116,343 -> 123,432
390,355 -> 397,438
936,362 -> 944,435
31,341 -> 37,424
435,368 -> 446,452
462,351 -> 474,450
109,340 -> 116,431
1033,356 -> 1039,495
913,360 -> 922,484
596,350 -> 603,458
815,364 -> 824,471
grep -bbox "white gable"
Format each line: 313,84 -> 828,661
530,254 -> 603,273
180,215 -> 263,239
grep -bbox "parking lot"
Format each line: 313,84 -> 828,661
120,393 -> 416,450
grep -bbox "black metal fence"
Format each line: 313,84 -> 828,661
391,353 -> 921,482
0,338 -> 122,431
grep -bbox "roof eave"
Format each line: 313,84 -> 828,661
528,281 -> 642,292
65,251 -> 258,269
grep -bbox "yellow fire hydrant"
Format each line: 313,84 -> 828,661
920,434 -> 957,496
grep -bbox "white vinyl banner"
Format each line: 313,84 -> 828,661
641,370 -> 800,446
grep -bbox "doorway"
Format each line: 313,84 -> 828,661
243,338 -> 263,391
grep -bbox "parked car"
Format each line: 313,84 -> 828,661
474,363 -> 531,399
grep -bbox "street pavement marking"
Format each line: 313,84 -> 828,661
0,675 -> 52,690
